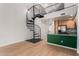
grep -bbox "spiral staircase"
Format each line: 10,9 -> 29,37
26,4 -> 46,43
26,3 -> 64,43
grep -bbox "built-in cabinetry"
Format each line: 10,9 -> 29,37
48,18 -> 77,49
47,34 -> 77,49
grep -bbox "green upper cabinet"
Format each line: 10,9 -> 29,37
47,34 -> 77,49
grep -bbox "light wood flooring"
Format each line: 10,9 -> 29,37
0,40 -> 78,56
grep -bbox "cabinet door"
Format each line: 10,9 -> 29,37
47,34 -> 77,49
62,36 -> 77,48
47,35 -> 63,45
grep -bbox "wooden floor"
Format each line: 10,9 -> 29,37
0,40 -> 78,56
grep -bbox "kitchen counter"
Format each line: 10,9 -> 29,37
48,33 -> 77,37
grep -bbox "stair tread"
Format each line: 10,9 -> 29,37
26,39 -> 41,43
27,20 -> 33,21
27,22 -> 33,23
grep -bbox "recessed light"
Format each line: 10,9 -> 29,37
70,15 -> 73,16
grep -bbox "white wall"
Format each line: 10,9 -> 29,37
35,18 -> 55,40
35,18 -> 49,40
0,3 -> 33,47
48,21 -> 54,34
77,4 -> 79,53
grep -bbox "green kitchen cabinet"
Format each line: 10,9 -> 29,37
47,34 -> 77,49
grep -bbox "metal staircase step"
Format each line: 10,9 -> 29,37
27,22 -> 33,24
27,25 -> 34,27
35,36 -> 40,37
34,33 -> 40,35
35,36 -> 41,38
35,14 -> 44,18
35,36 -> 40,38
26,38 -> 41,43
34,33 -> 39,35
28,20 -> 34,22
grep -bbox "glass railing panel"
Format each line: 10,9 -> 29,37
45,3 -> 64,13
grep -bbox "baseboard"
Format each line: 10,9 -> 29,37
0,39 -> 26,47
48,42 -> 76,51
77,50 -> 79,54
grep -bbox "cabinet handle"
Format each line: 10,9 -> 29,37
61,40 -> 63,43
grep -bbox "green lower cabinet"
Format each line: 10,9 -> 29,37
47,34 -> 77,49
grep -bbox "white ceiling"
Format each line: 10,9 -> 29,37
40,3 -> 56,8
25,3 -> 77,10
40,3 -> 77,8
41,5 -> 77,20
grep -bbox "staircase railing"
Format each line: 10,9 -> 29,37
26,4 -> 45,43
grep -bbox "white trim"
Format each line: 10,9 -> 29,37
0,39 -> 25,47
77,50 -> 79,54
48,42 -> 76,51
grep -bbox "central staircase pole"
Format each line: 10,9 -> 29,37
33,5 -> 35,43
